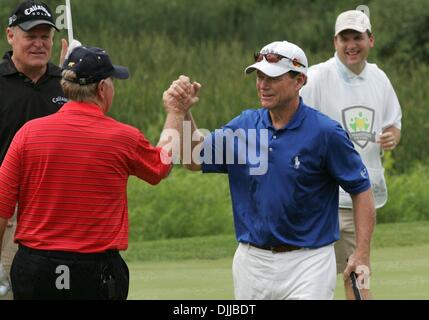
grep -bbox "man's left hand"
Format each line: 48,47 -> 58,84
344,251 -> 371,296
378,131 -> 397,151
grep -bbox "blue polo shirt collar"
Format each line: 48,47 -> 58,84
261,98 -> 307,131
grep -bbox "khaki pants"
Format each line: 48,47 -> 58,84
1,214 -> 18,300
334,208 -> 355,275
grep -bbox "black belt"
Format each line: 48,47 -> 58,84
18,244 -> 119,261
248,243 -> 302,253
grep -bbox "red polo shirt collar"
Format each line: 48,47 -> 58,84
59,101 -> 105,116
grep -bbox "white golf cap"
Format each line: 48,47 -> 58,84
335,10 -> 372,36
245,41 -> 308,77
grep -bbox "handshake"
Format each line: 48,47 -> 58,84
0,263 -> 11,297
163,75 -> 202,114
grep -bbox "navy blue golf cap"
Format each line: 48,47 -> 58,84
62,46 -> 129,85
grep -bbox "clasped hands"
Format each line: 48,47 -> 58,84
163,75 -> 202,115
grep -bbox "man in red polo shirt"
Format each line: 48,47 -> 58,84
0,45 -> 176,299
0,0 -> 68,299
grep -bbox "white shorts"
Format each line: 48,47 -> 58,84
232,242 -> 336,300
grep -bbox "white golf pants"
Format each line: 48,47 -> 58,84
233,242 -> 336,300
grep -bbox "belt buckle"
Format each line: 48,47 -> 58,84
270,244 -> 299,253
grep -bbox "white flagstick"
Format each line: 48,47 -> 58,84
65,0 -> 74,45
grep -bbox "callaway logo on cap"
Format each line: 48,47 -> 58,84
8,0 -> 58,31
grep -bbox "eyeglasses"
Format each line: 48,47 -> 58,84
254,52 -> 306,68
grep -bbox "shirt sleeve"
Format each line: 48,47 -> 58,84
300,67 -> 322,111
201,130 -> 228,174
200,113 -> 246,174
0,126 -> 25,219
129,133 -> 172,185
382,79 -> 402,130
325,124 -> 371,195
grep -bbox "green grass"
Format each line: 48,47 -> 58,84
124,234 -> 237,262
122,221 -> 429,299
123,220 -> 429,262
372,221 -> 429,247
336,245 -> 429,300
128,258 -> 234,300
126,244 -> 429,300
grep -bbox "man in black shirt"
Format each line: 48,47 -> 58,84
0,0 -> 67,300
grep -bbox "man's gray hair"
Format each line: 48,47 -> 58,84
61,70 -> 99,102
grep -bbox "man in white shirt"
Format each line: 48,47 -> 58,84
301,10 -> 402,299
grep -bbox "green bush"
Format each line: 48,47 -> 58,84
126,163 -> 429,241
384,64 -> 429,173
127,167 -> 233,241
378,163 -> 429,223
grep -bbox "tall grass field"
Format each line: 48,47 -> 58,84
1,0 -> 427,171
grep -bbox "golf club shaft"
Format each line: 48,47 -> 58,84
350,272 -> 362,300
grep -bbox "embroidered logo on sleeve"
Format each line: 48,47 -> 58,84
360,168 -> 368,179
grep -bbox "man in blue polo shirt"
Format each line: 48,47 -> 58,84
161,40 -> 376,300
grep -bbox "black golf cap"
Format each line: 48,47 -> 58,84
62,46 -> 130,85
8,1 -> 58,31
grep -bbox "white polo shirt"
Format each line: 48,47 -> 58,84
301,53 -> 402,208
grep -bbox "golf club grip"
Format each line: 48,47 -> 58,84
350,272 -> 362,300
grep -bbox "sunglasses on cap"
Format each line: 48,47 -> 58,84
254,52 -> 306,68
